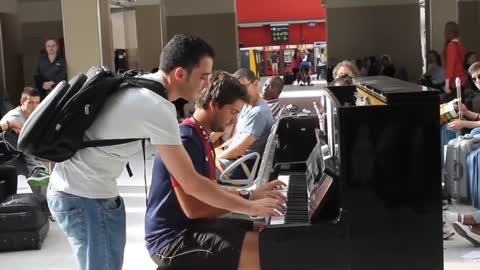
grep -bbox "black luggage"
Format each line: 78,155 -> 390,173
275,113 -> 319,165
0,165 -> 17,202
283,72 -> 296,85
0,131 -> 19,163
0,193 -> 49,251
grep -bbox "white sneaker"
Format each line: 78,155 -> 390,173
443,210 -> 460,224
443,224 -> 455,240
452,222 -> 480,247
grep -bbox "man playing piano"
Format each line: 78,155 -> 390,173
145,71 -> 286,270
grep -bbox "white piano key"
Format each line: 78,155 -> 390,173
269,215 -> 285,225
277,174 -> 290,186
268,175 -> 290,225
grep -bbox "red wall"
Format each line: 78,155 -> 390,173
236,0 -> 326,47
238,23 -> 326,47
236,0 -> 325,22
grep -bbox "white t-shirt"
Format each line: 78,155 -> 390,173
317,53 -> 327,67
1,107 -> 26,125
50,74 -> 181,198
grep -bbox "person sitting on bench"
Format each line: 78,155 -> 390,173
215,68 -> 274,180
0,87 -> 50,194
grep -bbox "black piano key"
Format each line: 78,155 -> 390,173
281,174 -> 309,224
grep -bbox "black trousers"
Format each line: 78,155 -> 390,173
0,165 -> 17,202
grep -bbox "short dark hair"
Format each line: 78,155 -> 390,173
468,61 -> 480,75
22,87 -> 40,97
233,68 -> 257,83
159,34 -> 215,74
465,51 -> 478,67
270,76 -> 284,97
196,71 -> 249,110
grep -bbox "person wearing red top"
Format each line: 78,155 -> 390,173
443,21 -> 467,101
291,49 -> 302,84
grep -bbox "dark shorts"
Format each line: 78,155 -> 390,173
152,218 -> 254,270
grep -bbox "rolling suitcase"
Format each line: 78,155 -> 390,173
0,193 -> 49,251
467,148 -> 480,208
444,134 -> 480,202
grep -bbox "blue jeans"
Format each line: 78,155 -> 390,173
47,185 -> 126,270
470,128 -> 480,136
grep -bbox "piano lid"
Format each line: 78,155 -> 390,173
354,76 -> 439,104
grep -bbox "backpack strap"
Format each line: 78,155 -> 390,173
141,139 -> 148,206
80,76 -> 168,149
122,77 -> 167,99
81,138 -> 140,148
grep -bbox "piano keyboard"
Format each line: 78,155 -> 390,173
269,174 -> 309,225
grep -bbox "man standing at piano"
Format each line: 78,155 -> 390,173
146,71 -> 286,270
216,68 -> 275,179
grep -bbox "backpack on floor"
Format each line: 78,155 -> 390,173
18,66 -> 166,162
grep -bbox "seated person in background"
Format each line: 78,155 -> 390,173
299,56 -> 313,86
216,69 -> 274,179
0,87 -> 50,192
146,71 -> 286,270
261,76 -> 284,119
446,62 -> 480,132
379,54 -> 396,77
329,74 -> 354,87
444,210 -> 480,246
333,60 -> 360,80
419,50 -> 444,90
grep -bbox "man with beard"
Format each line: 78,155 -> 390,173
146,71 -> 286,270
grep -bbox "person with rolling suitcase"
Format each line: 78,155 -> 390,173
447,62 -> 480,206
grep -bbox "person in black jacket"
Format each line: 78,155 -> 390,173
33,38 -> 67,99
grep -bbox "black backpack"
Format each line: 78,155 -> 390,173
18,66 -> 166,162
0,131 -> 19,163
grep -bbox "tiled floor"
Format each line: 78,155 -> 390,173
1,77 -> 479,269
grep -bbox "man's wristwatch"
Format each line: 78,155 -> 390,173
239,189 -> 251,200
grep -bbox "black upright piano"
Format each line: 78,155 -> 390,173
259,76 -> 442,270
